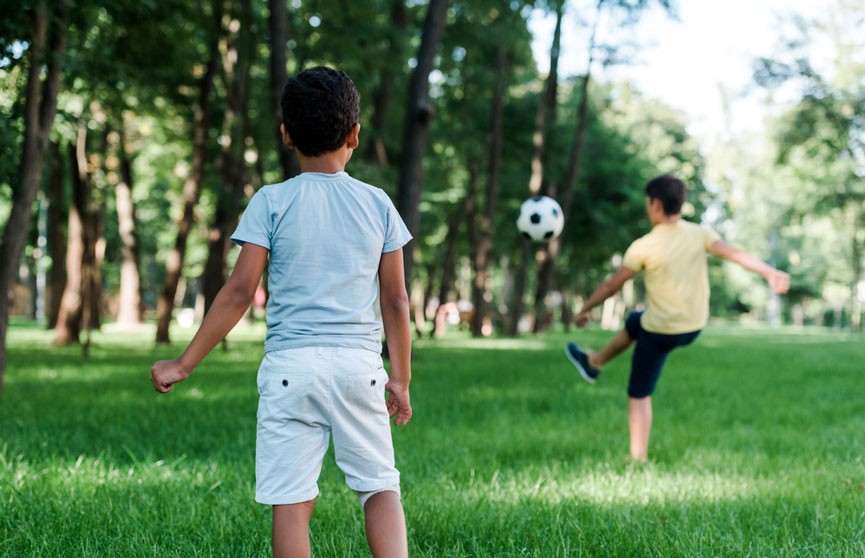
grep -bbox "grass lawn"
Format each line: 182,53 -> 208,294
1,320 -> 864,557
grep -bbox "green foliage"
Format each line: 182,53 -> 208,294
4,0 -> 825,333
753,0 -> 865,326
2,324 -> 864,556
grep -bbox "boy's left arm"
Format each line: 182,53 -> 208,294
378,248 -> 412,426
708,240 -> 790,294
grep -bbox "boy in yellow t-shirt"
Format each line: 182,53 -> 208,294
565,174 -> 790,463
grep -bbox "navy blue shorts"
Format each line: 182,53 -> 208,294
625,311 -> 701,399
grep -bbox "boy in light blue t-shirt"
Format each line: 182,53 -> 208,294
151,66 -> 413,558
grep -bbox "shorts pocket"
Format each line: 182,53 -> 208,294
257,351 -> 316,397
343,365 -> 388,407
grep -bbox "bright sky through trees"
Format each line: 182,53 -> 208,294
531,0 -> 826,141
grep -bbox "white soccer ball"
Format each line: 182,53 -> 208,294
516,196 -> 564,242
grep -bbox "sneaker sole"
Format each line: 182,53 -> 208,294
565,345 -> 596,384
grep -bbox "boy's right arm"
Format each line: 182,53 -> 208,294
378,248 -> 412,426
150,243 -> 269,393
708,240 -> 790,294
575,266 -> 636,327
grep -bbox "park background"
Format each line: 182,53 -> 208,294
1,0 -> 864,556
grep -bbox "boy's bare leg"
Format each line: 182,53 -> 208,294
628,396 -> 652,463
590,328 -> 634,369
364,491 -> 408,558
272,500 -> 315,558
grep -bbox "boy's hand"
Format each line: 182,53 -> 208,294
767,269 -> 791,295
150,359 -> 189,393
385,380 -> 412,426
575,309 -> 590,328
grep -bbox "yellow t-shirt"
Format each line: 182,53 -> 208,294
622,220 -> 720,334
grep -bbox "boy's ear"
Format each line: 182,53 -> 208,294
346,123 -> 360,149
280,123 -> 295,150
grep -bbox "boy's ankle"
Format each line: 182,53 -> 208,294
588,355 -> 603,370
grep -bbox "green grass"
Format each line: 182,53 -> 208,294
2,322 -> 864,557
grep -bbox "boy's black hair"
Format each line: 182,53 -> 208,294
281,66 -> 360,157
645,174 -> 686,215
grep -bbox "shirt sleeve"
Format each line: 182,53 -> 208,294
702,226 -> 721,249
382,198 -> 413,253
621,238 -> 645,272
231,188 -> 272,250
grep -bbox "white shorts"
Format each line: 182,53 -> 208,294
254,346 -> 401,506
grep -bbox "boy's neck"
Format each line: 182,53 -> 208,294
297,150 -> 350,174
652,213 -> 681,226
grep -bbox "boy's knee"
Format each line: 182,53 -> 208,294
357,485 -> 401,508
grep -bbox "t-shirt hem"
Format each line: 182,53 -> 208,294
264,337 -> 383,354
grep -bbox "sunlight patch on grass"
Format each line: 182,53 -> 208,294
423,336 -> 552,351
450,466 -> 768,508
1,450 -> 230,497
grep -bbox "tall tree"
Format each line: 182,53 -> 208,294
113,121 -> 143,327
55,120 -> 103,348
508,0 -> 563,336
532,0 -> 600,333
155,47 -> 220,344
395,0 -> 449,286
201,0 -> 255,316
470,46 -> 512,337
44,142 -> 67,329
364,0 -> 409,167
268,0 -> 301,180
0,0 -> 67,390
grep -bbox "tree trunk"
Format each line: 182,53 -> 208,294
54,140 -> 87,346
202,0 -> 254,317
395,0 -> 449,287
0,0 -> 67,389
511,2 -> 563,336
155,49 -> 219,344
114,123 -> 143,327
364,0 -> 408,166
429,199 -> 470,338
45,142 -> 67,329
55,122 -> 102,347
528,1 -> 562,196
471,48 -> 510,337
532,5 -> 598,333
849,204 -> 862,332
506,238 -> 532,336
268,0 -> 301,180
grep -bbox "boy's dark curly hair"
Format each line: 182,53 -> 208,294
645,174 -> 687,216
280,66 -> 360,158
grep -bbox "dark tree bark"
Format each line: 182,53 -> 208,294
533,3 -> 599,333
508,1 -> 562,336
201,0 -> 254,317
54,129 -> 91,346
364,0 -> 408,167
470,48 -> 511,337
155,45 -> 219,344
55,120 -> 105,348
45,142 -> 67,329
268,0 -> 301,180
0,1 -> 67,389
395,0 -> 449,287
429,198 -> 470,338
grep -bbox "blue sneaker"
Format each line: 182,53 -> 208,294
565,342 -> 600,384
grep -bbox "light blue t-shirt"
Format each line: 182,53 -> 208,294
231,171 -> 412,353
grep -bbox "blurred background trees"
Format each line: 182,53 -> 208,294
1,0 -> 863,389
